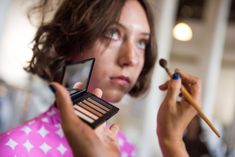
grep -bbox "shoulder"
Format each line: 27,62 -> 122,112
0,106 -> 72,156
0,118 -> 39,155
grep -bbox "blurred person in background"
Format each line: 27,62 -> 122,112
183,116 -> 213,157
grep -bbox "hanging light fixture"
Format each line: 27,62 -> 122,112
172,22 -> 193,41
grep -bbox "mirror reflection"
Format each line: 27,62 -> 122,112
62,59 -> 94,90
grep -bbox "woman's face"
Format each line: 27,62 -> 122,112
75,0 -> 150,102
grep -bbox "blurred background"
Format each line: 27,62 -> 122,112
0,0 -> 234,156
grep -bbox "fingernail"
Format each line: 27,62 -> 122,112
49,84 -> 56,94
172,73 -> 180,80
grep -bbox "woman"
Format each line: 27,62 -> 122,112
0,0 -> 201,156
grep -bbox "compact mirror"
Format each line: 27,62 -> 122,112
62,58 -> 95,91
59,58 -> 119,129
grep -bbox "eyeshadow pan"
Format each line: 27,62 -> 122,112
74,109 -> 94,123
83,100 -> 106,114
74,105 -> 98,120
79,102 -> 103,117
87,98 -> 110,111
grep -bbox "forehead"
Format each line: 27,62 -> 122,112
119,0 -> 150,33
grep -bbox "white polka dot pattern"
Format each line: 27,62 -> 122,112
0,106 -> 136,156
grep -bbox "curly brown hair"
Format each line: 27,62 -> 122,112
25,0 -> 157,97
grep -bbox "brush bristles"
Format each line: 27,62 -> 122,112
159,58 -> 172,77
159,58 -> 167,68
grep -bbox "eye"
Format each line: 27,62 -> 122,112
104,27 -> 120,40
137,39 -> 148,50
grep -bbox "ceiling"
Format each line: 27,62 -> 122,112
172,0 -> 235,64
177,0 -> 235,23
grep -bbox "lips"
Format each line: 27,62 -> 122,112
110,75 -> 131,88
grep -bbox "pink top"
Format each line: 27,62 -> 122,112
0,106 -> 135,156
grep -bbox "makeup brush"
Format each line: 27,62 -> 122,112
159,58 -> 221,138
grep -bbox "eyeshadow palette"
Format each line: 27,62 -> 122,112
61,58 -> 119,128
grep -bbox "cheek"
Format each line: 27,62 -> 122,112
134,58 -> 145,81
137,57 -> 145,74
91,60 -> 107,84
141,57 -> 145,69
129,59 -> 145,88
92,64 -> 105,80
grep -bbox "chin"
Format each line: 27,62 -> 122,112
102,90 -> 125,103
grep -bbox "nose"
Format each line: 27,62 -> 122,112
118,40 -> 138,67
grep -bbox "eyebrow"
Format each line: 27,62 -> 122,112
114,22 -> 150,37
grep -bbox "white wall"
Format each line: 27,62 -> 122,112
0,0 -> 36,88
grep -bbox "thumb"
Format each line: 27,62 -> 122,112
73,82 -> 84,89
164,73 -> 182,105
50,82 -> 77,121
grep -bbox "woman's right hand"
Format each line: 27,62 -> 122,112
50,82 -> 121,157
157,70 -> 201,157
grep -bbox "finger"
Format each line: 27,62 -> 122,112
95,123 -> 106,136
163,73 -> 182,106
176,69 -> 199,85
50,82 -> 77,122
91,88 -> 103,98
159,81 -> 169,91
175,70 -> 201,100
109,124 -> 119,137
73,82 -> 84,89
159,80 -> 182,98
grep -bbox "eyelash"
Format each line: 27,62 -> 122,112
104,27 -> 149,51
104,28 -> 121,40
137,39 -> 148,50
